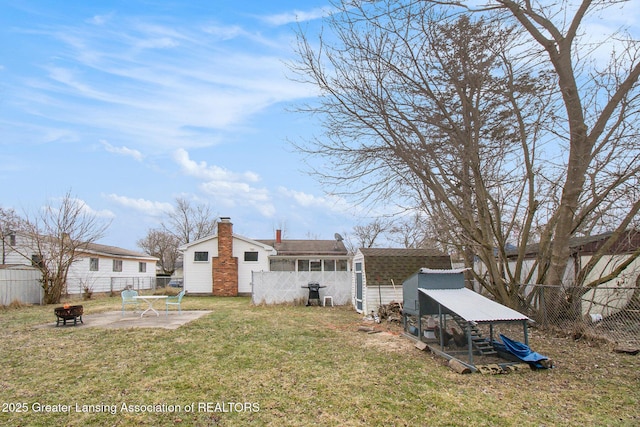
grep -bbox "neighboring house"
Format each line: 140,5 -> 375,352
1,232 -> 159,296
181,217 -> 351,297
66,243 -> 159,294
352,248 -> 452,315
480,230 -> 640,317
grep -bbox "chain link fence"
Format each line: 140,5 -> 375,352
520,283 -> 640,349
109,276 -> 157,294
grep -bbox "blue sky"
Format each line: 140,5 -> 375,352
0,0 -> 360,249
3,1 -> 638,251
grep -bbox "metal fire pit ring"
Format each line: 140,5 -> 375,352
54,305 -> 84,326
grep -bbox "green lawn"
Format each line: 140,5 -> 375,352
1,296 -> 639,426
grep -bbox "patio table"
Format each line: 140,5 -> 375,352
134,295 -> 168,317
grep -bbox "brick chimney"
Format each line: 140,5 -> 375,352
211,217 -> 238,296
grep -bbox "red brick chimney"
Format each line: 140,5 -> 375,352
211,217 -> 238,296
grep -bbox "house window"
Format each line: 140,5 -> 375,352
324,260 -> 336,271
194,251 -> 209,262
297,259 -> 309,271
31,254 -> 43,268
297,259 -> 323,271
244,251 -> 259,262
270,259 -> 295,271
139,262 -> 146,273
113,259 -> 123,272
336,260 -> 348,271
9,233 -> 16,246
310,260 -> 322,271
90,257 -> 99,271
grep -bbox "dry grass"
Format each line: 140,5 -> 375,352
1,295 -> 639,426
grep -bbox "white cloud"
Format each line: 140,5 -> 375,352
261,7 -> 333,26
6,12 -> 316,153
101,140 -> 143,161
87,13 -> 114,26
175,148 -> 275,217
202,24 -> 245,40
75,198 -> 115,219
174,148 -> 258,182
278,187 -> 352,214
47,196 -> 115,219
105,194 -> 173,217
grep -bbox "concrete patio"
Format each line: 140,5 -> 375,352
41,310 -> 212,330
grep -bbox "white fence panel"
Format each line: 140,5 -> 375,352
0,268 -> 43,305
251,271 -> 352,305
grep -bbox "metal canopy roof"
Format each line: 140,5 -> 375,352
419,288 -> 531,323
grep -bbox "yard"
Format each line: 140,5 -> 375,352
1,295 -> 639,426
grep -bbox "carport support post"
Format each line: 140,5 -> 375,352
467,323 -> 473,365
438,304 -> 444,350
523,320 -> 529,346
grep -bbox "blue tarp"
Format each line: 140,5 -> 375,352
494,334 -> 551,369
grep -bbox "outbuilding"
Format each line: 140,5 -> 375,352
352,248 -> 451,315
403,268 -> 536,371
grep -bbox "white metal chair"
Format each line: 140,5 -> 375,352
121,289 -> 139,315
166,289 -> 186,315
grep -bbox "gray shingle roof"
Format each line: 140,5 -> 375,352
256,239 -> 348,256
80,242 -> 158,260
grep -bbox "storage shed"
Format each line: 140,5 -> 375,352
352,248 -> 451,315
403,268 -> 534,371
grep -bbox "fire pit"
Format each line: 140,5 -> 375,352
302,282 -> 326,306
54,305 -> 84,326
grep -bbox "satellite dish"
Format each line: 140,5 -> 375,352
334,233 -> 344,241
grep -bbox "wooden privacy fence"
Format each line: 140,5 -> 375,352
251,271 -> 352,305
0,267 -> 43,306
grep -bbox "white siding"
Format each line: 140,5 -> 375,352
183,239 -> 216,294
581,254 -> 640,316
183,236 -> 273,295
66,255 -> 157,294
365,284 -> 403,316
235,239 -> 270,294
351,250 -> 405,315
2,235 -> 157,295
476,254 -> 640,317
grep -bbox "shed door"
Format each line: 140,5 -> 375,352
355,262 -> 363,312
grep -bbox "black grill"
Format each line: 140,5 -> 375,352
302,282 -> 325,306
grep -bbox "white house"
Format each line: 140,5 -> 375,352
1,232 -> 158,296
476,230 -> 640,318
180,217 -> 351,298
180,218 -> 276,296
65,242 -> 159,294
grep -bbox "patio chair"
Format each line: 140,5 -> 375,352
121,289 -> 139,315
166,289 -> 186,315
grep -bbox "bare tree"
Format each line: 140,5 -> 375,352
352,218 -> 392,249
137,229 -> 180,275
10,192 -> 110,304
163,197 -> 218,244
291,0 -> 640,316
0,207 -> 22,265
